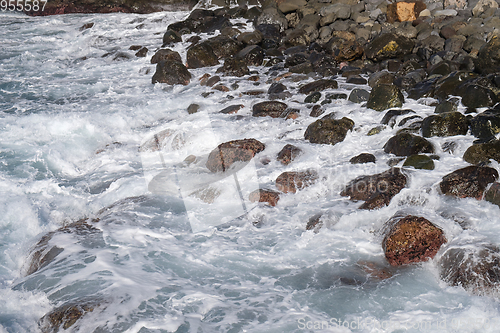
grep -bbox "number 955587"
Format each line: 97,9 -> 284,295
1,0 -> 48,11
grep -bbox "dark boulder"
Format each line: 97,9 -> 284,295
463,140 -> 500,164
485,182 -> 500,207
168,10 -> 231,35
470,110 -> 500,140
407,76 -> 440,100
236,45 -> 264,66
304,92 -> 321,103
216,58 -> 250,77
39,299 -> 105,333
150,49 -> 182,64
475,35 -> 500,74
367,84 -> 404,111
403,154 -> 435,170
461,84 -> 498,109
364,33 -> 415,62
348,88 -> 370,103
383,215 -> 446,266
433,71 -> 477,101
381,109 -> 416,127
219,104 -> 244,114
298,79 -> 338,95
276,170 -> 319,193
205,35 -> 243,59
186,43 -> 219,69
384,132 -> 434,156
277,144 -> 302,165
350,153 -> 376,164
325,37 -> 364,62
304,117 -> 354,145
249,189 -> 280,206
206,139 -> 265,173
268,82 -> 287,94
340,168 -> 407,210
421,112 -> 469,137
252,101 -> 288,118
439,166 -> 499,199
162,30 -> 182,46
439,243 -> 500,296
152,60 -> 191,85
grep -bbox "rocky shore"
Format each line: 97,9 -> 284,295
19,0 -> 500,330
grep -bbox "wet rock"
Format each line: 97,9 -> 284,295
384,132 -> 435,156
79,22 -> 94,31
206,139 -> 265,173
485,182 -> 500,207
276,170 -> 319,193
268,82 -> 287,95
298,79 -> 338,94
421,112 -> 469,137
39,299 -> 105,333
403,154 -> 435,170
236,45 -> 264,66
381,109 -> 416,127
350,153 -> 376,164
152,60 -> 191,85
368,71 -> 396,88
237,31 -> 263,45
309,105 -> 324,117
168,10 -> 231,35
134,47 -> 148,57
256,6 -> 288,32
435,98 -> 459,114
346,76 -> 367,85
304,117 -> 354,145
340,168 -> 408,209
277,144 -> 302,165
440,166 -> 499,199
367,84 -> 404,111
216,58 -> 250,77
252,101 -> 288,118
461,84 -> 498,109
162,30 -> 182,46
463,140 -> 500,164
325,37 -> 364,62
407,76 -> 440,100
439,243 -> 500,296
25,220 -> 101,276
187,103 -> 200,114
470,110 -> 500,141
306,213 -> 323,232
186,43 -> 219,69
348,88 -> 370,103
205,35 -> 243,59
150,49 -> 182,64
433,71 -> 477,101
364,33 -> 415,62
383,215 -> 446,266
249,189 -> 280,206
475,36 -> 500,74
220,104 -> 244,114
304,92 -> 321,103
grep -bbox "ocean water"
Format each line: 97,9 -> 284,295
1,8 -> 500,333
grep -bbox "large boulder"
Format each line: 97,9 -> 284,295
439,166 -> 499,199
469,110 -> 500,141
255,6 -> 288,32
485,182 -> 500,207
276,170 -> 319,193
383,215 -> 446,266
461,84 -> 498,109
463,140 -> 500,164
168,9 -> 231,35
364,33 -> 415,62
205,35 -> 243,59
206,139 -> 265,173
150,49 -> 182,64
304,117 -> 354,145
367,84 -> 404,111
39,299 -> 106,333
216,58 -> 250,77
384,132 -> 434,156
277,144 -> 302,165
152,60 -> 191,85
439,243 -> 500,296
324,37 -> 364,62
25,0 -> 196,15
340,168 -> 407,210
298,79 -> 338,95
421,112 -> 469,137
235,45 -> 264,66
475,35 -> 500,74
252,101 -> 288,118
186,43 -> 219,69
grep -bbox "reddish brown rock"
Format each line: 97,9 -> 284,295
383,215 -> 447,266
206,139 -> 265,173
150,49 -> 182,64
340,168 -> 407,210
252,101 -> 288,118
439,166 -> 499,200
39,299 -> 105,333
277,144 -> 302,165
249,189 -> 280,206
276,170 -> 319,193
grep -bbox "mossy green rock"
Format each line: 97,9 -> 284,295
476,35 -> 500,74
384,132 -> 434,156
421,112 -> 469,137
305,117 -> 354,145
403,154 -> 435,170
463,140 -> 500,164
364,33 -> 415,62
367,84 -> 404,111
186,43 -> 219,69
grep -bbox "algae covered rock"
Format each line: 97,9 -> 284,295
421,112 -> 469,137
364,33 -> 415,62
439,166 -> 499,199
367,84 -> 404,111
384,132 -> 434,156
403,154 -> 435,170
463,140 -> 500,164
304,117 -> 354,145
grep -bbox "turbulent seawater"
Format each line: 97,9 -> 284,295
2,9 -> 500,333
